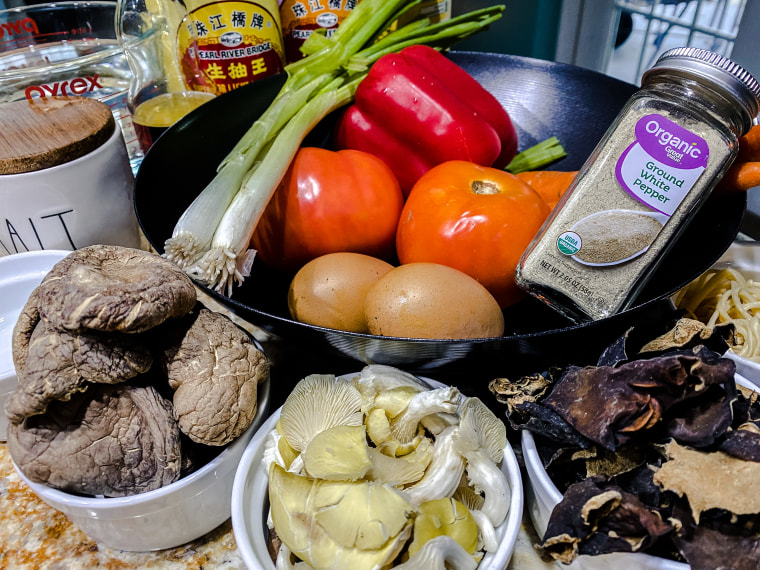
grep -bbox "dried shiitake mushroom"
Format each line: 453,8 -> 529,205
8,382 -> 182,497
5,318 -> 152,424
4,245 -> 269,498
159,308 -> 269,446
36,244 -> 197,334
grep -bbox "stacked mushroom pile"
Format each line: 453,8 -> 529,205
264,365 -> 511,569
4,245 -> 269,498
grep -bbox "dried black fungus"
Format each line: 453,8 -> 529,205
540,476 -> 673,564
543,346 -> 735,450
489,318 -> 760,567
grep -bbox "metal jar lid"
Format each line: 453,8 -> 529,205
642,46 -> 760,134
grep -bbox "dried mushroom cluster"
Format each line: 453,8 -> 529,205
490,318 -> 760,569
5,245 -> 269,498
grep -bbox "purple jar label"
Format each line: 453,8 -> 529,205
616,114 -> 708,216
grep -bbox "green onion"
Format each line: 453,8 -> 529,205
505,136 -> 568,174
165,0 -> 504,294
189,77 -> 360,296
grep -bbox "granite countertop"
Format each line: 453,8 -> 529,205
0,438 -> 555,569
0,443 -> 244,569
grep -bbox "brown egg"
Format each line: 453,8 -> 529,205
364,262 -> 505,339
288,252 -> 394,333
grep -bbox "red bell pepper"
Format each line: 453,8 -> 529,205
334,45 -> 518,196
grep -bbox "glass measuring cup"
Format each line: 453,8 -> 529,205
0,1 -> 144,172
117,0 -> 217,153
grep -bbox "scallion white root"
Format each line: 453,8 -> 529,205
190,79 -> 360,295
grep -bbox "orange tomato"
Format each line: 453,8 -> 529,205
396,160 -> 550,308
251,147 -> 404,273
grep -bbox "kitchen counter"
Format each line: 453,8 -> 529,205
0,440 -> 555,569
0,441 -> 243,569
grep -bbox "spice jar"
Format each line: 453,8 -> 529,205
515,47 -> 760,322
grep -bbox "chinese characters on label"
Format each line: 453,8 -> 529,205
181,0 -> 285,94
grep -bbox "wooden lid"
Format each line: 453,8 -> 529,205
0,97 -> 115,175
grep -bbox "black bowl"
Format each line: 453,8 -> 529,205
134,51 -> 745,383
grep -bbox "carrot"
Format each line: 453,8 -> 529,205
718,161 -> 760,193
516,170 -> 577,210
738,124 -> 760,163
517,148 -> 760,199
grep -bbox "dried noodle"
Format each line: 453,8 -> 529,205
674,267 -> 760,362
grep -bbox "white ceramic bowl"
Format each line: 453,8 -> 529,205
521,373 -> 756,570
0,250 -> 72,441
231,376 -> 524,570
13,370 -> 271,552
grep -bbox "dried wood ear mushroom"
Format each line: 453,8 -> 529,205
491,318 -> 760,567
36,244 -> 197,333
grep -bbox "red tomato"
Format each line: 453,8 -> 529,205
396,161 -> 550,308
251,147 -> 404,273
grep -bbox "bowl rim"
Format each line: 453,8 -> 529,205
0,250 -> 73,381
0,249 -> 73,273
231,372 -> 524,569
13,377 -> 271,510
521,372 -> 756,569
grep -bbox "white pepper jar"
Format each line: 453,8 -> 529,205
515,47 -> 760,322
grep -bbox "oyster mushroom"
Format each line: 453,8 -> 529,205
268,463 -> 412,569
354,365 -> 460,436
453,397 -> 510,527
403,426 -> 466,506
453,481 -> 499,553
278,374 -> 364,454
160,308 -> 269,446
7,382 -> 182,497
366,386 -> 462,457
303,425 -> 372,481
37,245 -> 197,334
407,497 -> 480,558
364,437 -> 434,486
6,318 -> 153,424
394,535 -> 477,570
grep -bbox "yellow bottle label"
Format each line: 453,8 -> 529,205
179,0 -> 285,95
392,0 -> 451,28
279,0 -> 360,63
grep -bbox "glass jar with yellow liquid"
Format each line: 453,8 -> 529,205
117,0 -> 218,161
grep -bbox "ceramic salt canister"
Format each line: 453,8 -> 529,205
0,96 -> 142,257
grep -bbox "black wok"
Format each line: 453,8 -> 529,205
134,51 -> 745,384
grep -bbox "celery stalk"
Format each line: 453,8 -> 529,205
505,136 -> 568,174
